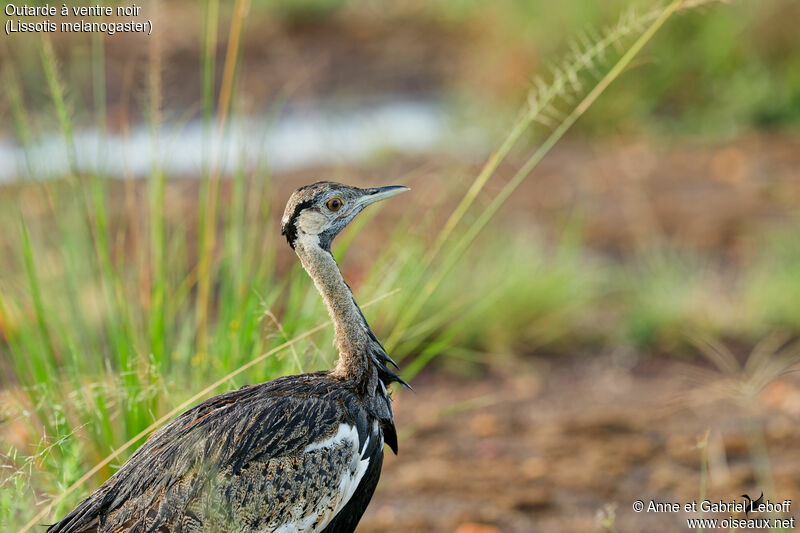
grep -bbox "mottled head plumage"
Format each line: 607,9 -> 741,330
281,181 -> 409,251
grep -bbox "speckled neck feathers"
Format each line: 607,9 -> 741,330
294,233 -> 406,388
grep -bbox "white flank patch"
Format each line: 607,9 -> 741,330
304,423 -> 356,454
268,424 -> 372,533
259,423 -> 382,533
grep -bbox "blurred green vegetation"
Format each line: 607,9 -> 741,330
3,0 -> 799,137
252,0 -> 800,136
1,0 -> 799,529
459,0 -> 800,136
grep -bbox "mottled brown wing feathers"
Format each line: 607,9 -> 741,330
47,373 -> 377,533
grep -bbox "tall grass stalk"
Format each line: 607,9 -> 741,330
39,36 -> 77,178
1,63 -> 35,177
385,0 -> 720,355
196,0 -> 251,354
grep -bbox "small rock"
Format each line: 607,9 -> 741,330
470,413 -> 499,438
522,457 -> 547,480
454,523 -> 500,533
710,147 -> 749,185
512,487 -> 553,512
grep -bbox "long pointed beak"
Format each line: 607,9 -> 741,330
359,185 -> 410,207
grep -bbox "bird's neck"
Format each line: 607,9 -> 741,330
294,234 -> 373,382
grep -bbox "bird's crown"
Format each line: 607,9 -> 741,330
281,181 -> 408,250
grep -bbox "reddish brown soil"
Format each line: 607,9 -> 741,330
361,355 -> 800,532
3,135 -> 800,532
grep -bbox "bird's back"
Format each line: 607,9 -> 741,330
48,372 -> 394,533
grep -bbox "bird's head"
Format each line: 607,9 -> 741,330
281,181 -> 409,251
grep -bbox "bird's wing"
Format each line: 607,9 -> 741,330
48,375 -> 382,533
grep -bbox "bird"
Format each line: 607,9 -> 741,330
48,181 -> 410,533
742,491 -> 764,518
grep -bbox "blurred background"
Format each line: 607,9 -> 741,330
1,0 -> 799,531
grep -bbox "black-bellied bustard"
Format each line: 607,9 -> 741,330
49,182 -> 409,533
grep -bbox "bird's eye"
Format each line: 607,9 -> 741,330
326,198 -> 343,212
